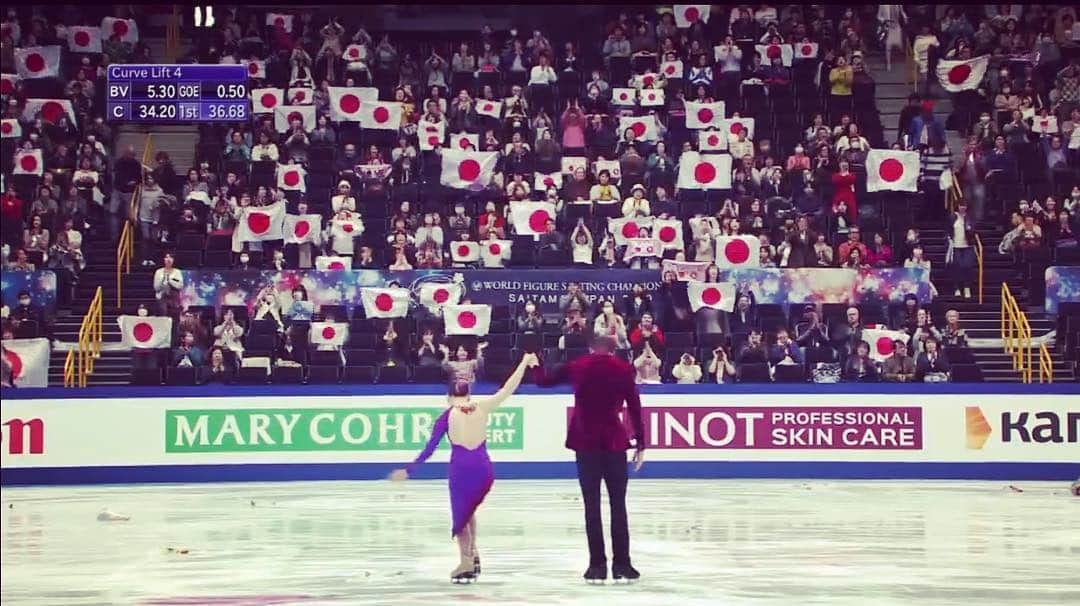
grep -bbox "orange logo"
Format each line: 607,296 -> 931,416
966,407 -> 991,449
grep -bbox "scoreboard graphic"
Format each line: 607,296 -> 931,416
107,64 -> 249,123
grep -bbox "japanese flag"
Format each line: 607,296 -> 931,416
67,26 -> 102,53
450,132 -> 479,151
344,44 -> 366,62
862,328 -> 911,362
15,46 -> 61,79
609,216 -> 654,246
594,159 -> 622,182
440,149 -> 499,190
1,73 -> 18,97
623,238 -> 661,262
612,88 -> 637,106
118,315 -> 173,349
444,305 -> 492,336
662,259 -> 710,282
237,202 -> 286,242
795,42 -> 819,60
330,216 -> 365,241
266,13 -> 294,31
1,118 -> 21,139
359,100 -> 402,130
328,86 -> 375,122
476,99 -> 502,119
936,56 -> 989,93
640,89 -> 665,107
361,288 -> 410,319
315,255 -> 350,270
23,98 -> 77,125
102,17 -> 139,43
1032,115 -> 1059,134
619,115 -> 659,142
722,117 -> 755,140
311,322 -> 348,346
417,119 -> 445,150
674,5 -> 710,27
677,152 -> 732,190
687,282 -> 736,312
699,130 -> 727,151
867,149 -> 920,192
274,105 -> 315,132
451,241 -> 481,263
276,164 -> 307,191
715,235 -> 760,268
661,60 -> 684,79
284,214 -> 322,245
245,59 -> 266,80
756,44 -> 793,67
2,338 -> 50,387
634,73 -> 662,89
13,149 -> 43,176
561,156 -> 588,175
251,88 -> 283,114
509,202 -> 556,236
288,87 -> 314,105
481,240 -> 512,266
654,219 -> 684,250
685,101 -> 725,129
534,171 -> 563,192
420,283 -> 463,309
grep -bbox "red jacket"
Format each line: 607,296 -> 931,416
1,193 -> 23,221
534,353 -> 645,452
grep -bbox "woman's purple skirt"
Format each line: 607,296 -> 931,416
447,442 -> 494,537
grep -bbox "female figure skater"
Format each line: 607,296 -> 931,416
390,352 -> 538,582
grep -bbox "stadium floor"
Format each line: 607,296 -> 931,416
2,480 -> 1077,606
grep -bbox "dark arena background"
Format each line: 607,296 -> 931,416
1,4 -> 1078,605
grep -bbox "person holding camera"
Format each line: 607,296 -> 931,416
707,345 -> 737,384
671,352 -> 702,384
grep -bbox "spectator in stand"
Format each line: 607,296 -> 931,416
837,226 -> 868,262
628,312 -> 664,354
736,329 -> 768,364
275,328 -> 308,366
866,232 -> 894,267
570,220 -> 595,266
729,293 -> 759,336
153,253 -> 183,319
22,214 -> 50,266
415,328 -> 446,368
881,340 -> 916,383
593,300 -> 630,351
517,300 -> 543,334
212,308 -> 245,363
795,305 -> 830,349
671,352 -> 702,384
441,343 -> 483,388
633,341 -> 662,385
172,331 -> 206,368
830,160 -> 857,226
203,347 -> 233,384
945,200 -> 977,299
768,328 -> 803,368
915,337 -> 950,382
832,306 -> 864,358
842,340 -> 878,382
910,309 -> 944,355
941,309 -> 969,348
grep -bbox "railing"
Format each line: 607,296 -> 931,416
1000,283 -> 1032,383
117,134 -> 154,309
62,349 -> 77,387
64,286 -> 104,387
165,6 -> 181,62
1038,344 -> 1053,384
974,233 -> 984,305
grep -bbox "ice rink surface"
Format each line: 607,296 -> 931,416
2,479 -> 1078,606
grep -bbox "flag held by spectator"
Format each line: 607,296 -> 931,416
244,59 -> 266,79
1,73 -> 19,96
359,100 -> 402,130
561,156 -> 588,175
685,101 -> 725,129
1,118 -> 21,139
480,239 -> 512,265
612,88 -> 637,106
1,338 -> 50,387
419,282 -> 463,309
444,304 -> 492,336
361,288 -> 410,318
867,149 -> 920,192
440,149 -> 499,190
721,117 -> 755,140
687,282 -> 736,312
661,59 -> 684,79
936,56 -> 989,93
640,88 -> 665,107
343,44 -> 366,62
534,171 -> 563,192
315,255 -> 350,270
654,219 -> 684,250
276,164 -> 307,191
328,86 -> 365,121
118,315 -> 173,349
265,13 -> 294,31
287,87 -> 314,105
509,202 -> 556,236
618,115 -> 659,142
795,42 -> 819,59
418,119 -> 446,150
475,99 -> 502,119
623,238 -> 661,262
677,152 -> 732,190
674,5 -> 710,27
251,88 -> 283,114
284,214 -> 322,245
22,98 -> 77,125
101,17 -> 139,43
1032,115 -> 1058,134
330,216 -> 365,241
451,241 -> 481,263
274,104 -> 315,132
236,201 -> 286,242
13,149 -> 43,176
862,328 -> 911,362
662,259 -> 710,282
715,235 -> 760,268
755,44 -> 794,67
593,159 -> 622,182
698,130 -> 727,151
67,26 -> 102,53
310,322 -> 348,347
450,132 -> 479,151
15,46 -> 61,79
609,216 -> 654,246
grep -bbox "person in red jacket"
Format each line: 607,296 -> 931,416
831,159 -> 858,224
628,312 -> 665,354
533,335 -> 645,583
1,184 -> 24,247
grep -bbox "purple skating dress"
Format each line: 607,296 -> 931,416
408,409 -> 495,537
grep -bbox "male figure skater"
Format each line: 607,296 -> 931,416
532,335 -> 646,583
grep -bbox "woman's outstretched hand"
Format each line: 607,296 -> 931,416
522,352 -> 540,368
388,469 -> 409,482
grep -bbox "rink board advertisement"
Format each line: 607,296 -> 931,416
2,391 -> 1077,484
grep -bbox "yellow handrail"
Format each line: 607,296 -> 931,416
974,234 -> 983,305
1000,283 -> 1032,383
63,349 -> 76,387
74,286 -> 104,387
118,133 -> 153,309
165,7 -> 180,62
1038,344 -> 1053,384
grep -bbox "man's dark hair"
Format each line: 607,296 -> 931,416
592,334 -> 616,354
450,381 -> 471,398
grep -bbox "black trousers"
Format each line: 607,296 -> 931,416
575,450 -> 631,567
